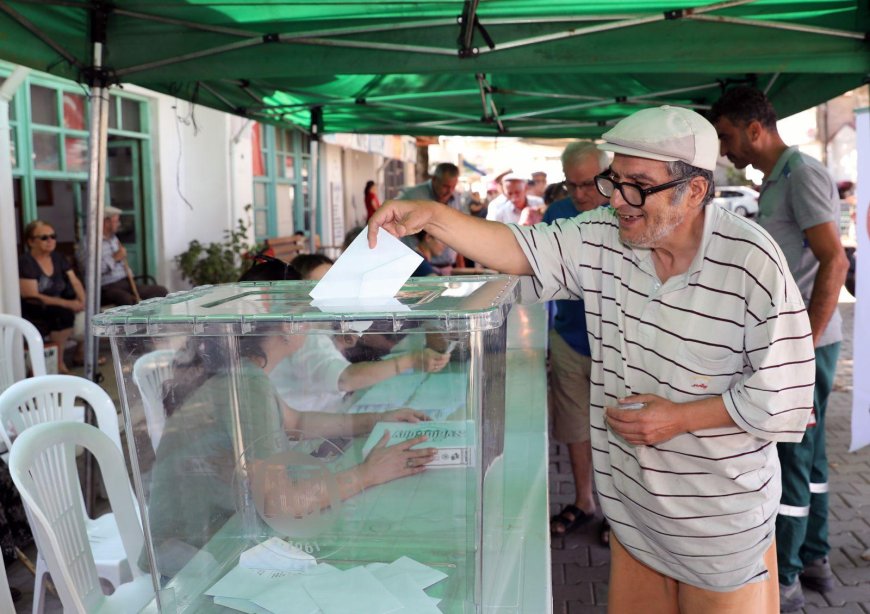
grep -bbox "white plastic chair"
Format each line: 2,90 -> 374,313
0,313 -> 47,393
0,314 -> 47,459
132,349 -> 175,452
9,421 -> 155,614
0,552 -> 15,614
0,375 -> 132,614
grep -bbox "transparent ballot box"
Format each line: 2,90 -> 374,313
93,276 -> 519,613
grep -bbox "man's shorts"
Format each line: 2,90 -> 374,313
548,330 -> 592,444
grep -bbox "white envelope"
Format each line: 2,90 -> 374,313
310,227 -> 422,302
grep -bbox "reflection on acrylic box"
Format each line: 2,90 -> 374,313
362,420 -> 475,468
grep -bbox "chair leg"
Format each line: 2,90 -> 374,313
32,553 -> 49,614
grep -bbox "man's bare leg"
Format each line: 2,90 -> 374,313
568,439 -> 595,514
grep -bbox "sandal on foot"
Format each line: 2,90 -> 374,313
599,518 -> 611,547
550,504 -> 593,536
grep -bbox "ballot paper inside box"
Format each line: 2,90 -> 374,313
93,275 -> 518,614
362,421 -> 475,468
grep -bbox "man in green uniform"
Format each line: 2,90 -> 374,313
712,86 -> 850,612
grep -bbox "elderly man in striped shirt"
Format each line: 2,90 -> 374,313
368,105 -> 814,613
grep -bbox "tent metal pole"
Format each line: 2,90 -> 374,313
365,89 -> 480,103
118,17 -> 465,78
495,88 -> 605,102
308,108 -> 322,254
628,82 -> 721,99
0,1 -> 83,68
119,9 -> 456,41
115,38 -> 264,77
508,121 -> 610,133
197,81 -> 239,113
83,44 -> 110,386
114,8 -> 681,37
764,73 -> 781,94
0,66 -> 29,330
459,0 -> 482,54
238,83 -> 267,105
477,74 -> 490,120
477,0 -> 759,55
487,95 -> 505,133
501,98 -> 610,121
687,14 -> 865,40
364,100 -> 480,121
114,8 -> 260,38
478,14 -> 665,53
288,37 -> 456,56
310,140 -> 319,253
81,40 -> 110,515
503,81 -> 721,121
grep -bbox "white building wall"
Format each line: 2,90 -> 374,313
321,143 -> 345,255
124,86 -> 254,292
152,98 -> 232,291
343,150 -> 382,232
229,115 -> 256,235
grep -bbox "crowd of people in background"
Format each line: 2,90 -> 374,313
359,161 -> 590,277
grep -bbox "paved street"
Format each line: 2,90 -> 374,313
550,299 -> 870,613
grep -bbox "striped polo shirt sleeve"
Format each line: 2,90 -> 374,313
723,234 -> 815,443
508,208 -> 612,301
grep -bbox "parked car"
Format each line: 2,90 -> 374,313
713,186 -> 759,217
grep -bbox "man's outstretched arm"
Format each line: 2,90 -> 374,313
367,200 -> 533,275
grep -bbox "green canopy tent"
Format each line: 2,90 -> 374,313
0,0 -> 867,137
0,0 -> 868,381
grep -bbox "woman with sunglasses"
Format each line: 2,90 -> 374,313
18,220 -> 86,373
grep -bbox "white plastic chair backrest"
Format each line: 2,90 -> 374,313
0,550 -> 14,613
0,313 -> 46,394
0,374 -> 122,454
132,349 -> 175,450
9,421 -> 147,614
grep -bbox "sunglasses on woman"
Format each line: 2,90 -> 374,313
34,233 -> 57,241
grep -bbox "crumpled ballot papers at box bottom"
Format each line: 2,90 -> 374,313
206,538 -> 448,614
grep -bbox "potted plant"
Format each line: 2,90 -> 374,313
174,206 -> 261,286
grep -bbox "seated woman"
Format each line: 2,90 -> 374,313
18,220 -> 86,373
148,329 -> 436,576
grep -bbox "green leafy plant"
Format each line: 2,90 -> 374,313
174,205 -> 260,286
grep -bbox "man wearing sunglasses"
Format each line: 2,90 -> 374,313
368,105 -> 814,612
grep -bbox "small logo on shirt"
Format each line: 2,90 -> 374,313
690,376 -> 711,391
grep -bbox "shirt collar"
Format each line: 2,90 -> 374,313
687,202 -> 717,278
627,203 -> 716,282
764,145 -> 799,184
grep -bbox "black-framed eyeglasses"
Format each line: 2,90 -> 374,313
562,179 -> 596,192
594,173 -> 689,207
35,233 -> 57,241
